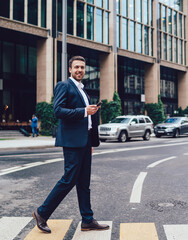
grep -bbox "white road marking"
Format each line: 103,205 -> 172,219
0,217 -> 32,240
130,172 -> 147,203
72,221 -> 112,240
0,152 -> 62,158
164,225 -> 188,240
147,156 -> 177,169
0,158 -> 63,176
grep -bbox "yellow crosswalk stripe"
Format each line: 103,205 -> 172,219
120,223 -> 159,240
24,219 -> 72,240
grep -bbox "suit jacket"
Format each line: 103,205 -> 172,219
54,78 -> 100,148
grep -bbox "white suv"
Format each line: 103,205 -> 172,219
98,115 -> 153,142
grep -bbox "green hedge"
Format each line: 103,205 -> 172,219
101,92 -> 122,124
35,97 -> 58,136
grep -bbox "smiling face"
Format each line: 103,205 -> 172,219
69,60 -> 86,82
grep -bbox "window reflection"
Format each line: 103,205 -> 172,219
144,26 -> 149,55
87,5 -> 94,40
122,18 -> 128,50
13,0 -> 24,22
122,0 -> 127,17
168,8 -> 172,34
137,0 -> 142,22
129,0 -> 135,20
137,24 -> 142,53
77,2 -> 84,38
130,21 -> 135,51
96,9 -> 103,43
28,0 -> 38,25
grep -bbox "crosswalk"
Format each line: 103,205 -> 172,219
0,217 -> 188,240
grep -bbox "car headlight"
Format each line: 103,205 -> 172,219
165,127 -> 174,132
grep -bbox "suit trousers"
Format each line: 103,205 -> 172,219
37,134 -> 94,223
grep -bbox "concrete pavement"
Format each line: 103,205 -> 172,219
0,136 -> 55,150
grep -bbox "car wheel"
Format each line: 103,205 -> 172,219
118,131 -> 128,142
143,130 -> 151,141
173,129 -> 180,138
156,134 -> 161,138
100,139 -> 106,142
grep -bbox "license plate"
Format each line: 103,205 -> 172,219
158,130 -> 164,133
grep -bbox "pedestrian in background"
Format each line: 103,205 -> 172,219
31,114 -> 39,137
32,56 -> 109,233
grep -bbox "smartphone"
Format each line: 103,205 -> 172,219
96,101 -> 102,107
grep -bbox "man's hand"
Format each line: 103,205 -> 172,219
86,105 -> 99,115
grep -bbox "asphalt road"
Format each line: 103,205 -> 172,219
0,136 -> 188,240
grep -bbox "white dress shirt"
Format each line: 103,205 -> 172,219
70,77 -> 92,130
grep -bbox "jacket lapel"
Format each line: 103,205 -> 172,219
68,78 -> 87,106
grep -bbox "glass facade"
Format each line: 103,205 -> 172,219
118,0 -> 153,56
96,9 -> 103,43
87,5 -> 94,40
158,2 -> 186,65
77,2 -> 84,38
118,57 -> 145,115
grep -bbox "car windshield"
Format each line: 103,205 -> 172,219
164,118 -> 180,123
111,117 -> 131,123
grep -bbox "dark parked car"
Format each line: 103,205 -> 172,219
154,117 -> 188,138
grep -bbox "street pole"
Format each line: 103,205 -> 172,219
62,0 -> 67,81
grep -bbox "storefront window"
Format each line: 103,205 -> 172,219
28,0 -> 38,25
77,2 -> 84,38
13,0 -> 24,22
3,42 -> 14,73
41,0 -> 46,28
87,5 -> 94,40
0,0 -> 10,18
16,44 -> 27,74
96,9 -> 103,43
122,18 -> 128,50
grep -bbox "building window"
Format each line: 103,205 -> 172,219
137,23 -> 142,53
168,8 -> 172,34
87,0 -> 94,4
174,37 -> 178,63
151,29 -> 153,56
0,0 -> 10,18
122,0 -> 127,17
77,2 -> 84,38
130,21 -> 135,52
162,5 -> 166,32
28,0 -> 38,25
28,47 -> 36,77
163,33 -> 167,60
136,0 -> 142,22
174,11 -> 177,36
122,18 -> 128,49
41,0 -> 46,28
117,16 -> 120,47
87,5 -> 94,40
129,0 -> 135,20
96,8 -> 103,43
67,0 -> 74,35
143,0 -> 148,25
179,40 -> 183,64
105,0 -> 109,10
105,12 -> 109,44
16,44 -> 27,74
179,14 -> 182,38
3,42 -> 14,73
144,26 -> 149,55
150,0 -> 153,26
13,0 -> 24,22
116,0 -> 120,14
169,36 -> 172,61
57,0 -> 62,32
96,0 -> 103,8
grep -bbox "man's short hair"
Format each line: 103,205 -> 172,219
69,56 -> 86,68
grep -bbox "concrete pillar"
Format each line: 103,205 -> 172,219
145,63 -> 159,103
36,0 -> 57,103
178,71 -> 188,109
100,52 -> 116,101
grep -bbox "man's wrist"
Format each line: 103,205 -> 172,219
84,108 -> 87,117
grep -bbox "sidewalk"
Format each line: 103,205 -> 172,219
0,136 -> 55,150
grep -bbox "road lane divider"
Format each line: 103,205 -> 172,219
147,156 -> 177,169
130,172 -> 147,203
164,224 -> 188,240
120,223 -> 159,240
24,219 -> 72,240
72,221 -> 112,240
0,217 -> 32,240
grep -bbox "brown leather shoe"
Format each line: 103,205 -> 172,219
81,219 -> 109,231
32,210 -> 51,233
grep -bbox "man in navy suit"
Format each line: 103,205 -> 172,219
33,56 -> 109,233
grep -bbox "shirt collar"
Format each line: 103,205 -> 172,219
70,77 -> 84,89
